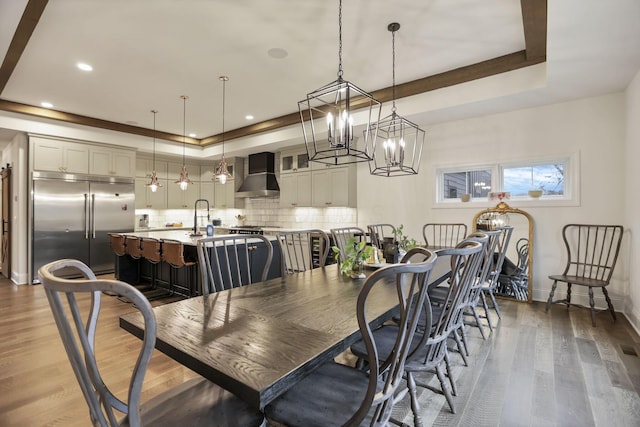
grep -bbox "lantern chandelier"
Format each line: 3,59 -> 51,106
146,109 -> 162,192
175,95 -> 193,190
214,76 -> 233,184
368,22 -> 424,177
298,0 -> 381,166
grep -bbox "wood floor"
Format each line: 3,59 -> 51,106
1,276 -> 639,426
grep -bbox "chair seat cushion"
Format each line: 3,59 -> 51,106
119,377 -> 265,427
264,362 -> 380,427
548,274 -> 608,287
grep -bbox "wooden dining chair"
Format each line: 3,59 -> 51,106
479,226 -> 513,329
277,229 -> 329,274
38,258 -> 265,427
350,239 -> 485,420
366,223 -> 396,249
422,223 -> 468,249
197,234 -> 273,296
498,237 -> 530,301
330,226 -> 367,255
545,224 -> 624,326
264,248 -> 438,427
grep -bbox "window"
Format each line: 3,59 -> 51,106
436,154 -> 576,205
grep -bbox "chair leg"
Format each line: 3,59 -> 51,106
435,364 -> 456,414
488,290 -> 501,319
406,372 -> 424,427
443,351 -> 457,396
545,280 -> 558,312
470,306 -> 488,340
566,283 -> 572,308
451,329 -> 468,366
480,292 -> 493,330
602,287 -> 617,323
588,287 -> 596,327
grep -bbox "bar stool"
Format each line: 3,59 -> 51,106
124,235 -> 143,284
161,239 -> 197,297
140,237 -> 171,300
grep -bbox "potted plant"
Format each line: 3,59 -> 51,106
332,237 -> 372,278
396,224 -> 418,259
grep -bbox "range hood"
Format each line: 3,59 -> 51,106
236,152 -> 280,198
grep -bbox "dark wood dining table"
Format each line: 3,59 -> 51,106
120,259 -> 450,410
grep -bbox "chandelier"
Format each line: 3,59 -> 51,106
368,23 -> 425,177
298,0 -> 381,166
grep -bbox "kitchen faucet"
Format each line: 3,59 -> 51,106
193,199 -> 210,235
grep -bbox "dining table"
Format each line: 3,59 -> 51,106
119,257 -> 450,410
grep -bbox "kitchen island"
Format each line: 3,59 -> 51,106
114,230 -> 281,297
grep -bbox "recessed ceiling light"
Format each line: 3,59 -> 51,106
77,62 -> 93,71
189,133 -> 196,138
267,48 -> 288,59
245,115 -> 254,120
41,101 -> 53,108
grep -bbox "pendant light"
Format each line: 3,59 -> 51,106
298,0 -> 381,166
369,22 -> 425,177
368,23 -> 424,177
146,109 -> 162,192
214,76 -> 233,184
176,95 -> 192,190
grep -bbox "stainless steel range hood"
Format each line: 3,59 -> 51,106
236,152 -> 280,198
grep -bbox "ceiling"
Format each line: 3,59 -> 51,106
0,0 -> 639,158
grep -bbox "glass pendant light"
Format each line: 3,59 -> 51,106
368,23 -> 425,177
298,0 -> 381,166
214,76 -> 233,184
176,95 -> 192,190
146,109 -> 162,192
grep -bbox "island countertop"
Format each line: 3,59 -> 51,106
121,230 -> 278,246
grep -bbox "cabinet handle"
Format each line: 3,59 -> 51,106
325,202 -> 332,205
291,203 -> 297,206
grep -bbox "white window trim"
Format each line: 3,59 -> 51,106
434,151 -> 580,208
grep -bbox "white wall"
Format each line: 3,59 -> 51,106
625,69 -> 640,333
358,93 -> 628,309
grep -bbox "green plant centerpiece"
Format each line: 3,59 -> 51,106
396,224 -> 418,254
332,237 -> 373,278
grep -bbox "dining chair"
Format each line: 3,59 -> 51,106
479,226 -> 513,330
422,223 -> 468,249
330,226 -> 367,256
197,234 -> 273,296
366,223 -> 396,249
350,239 -> 485,420
277,229 -> 329,274
264,248 -> 437,427
38,258 -> 265,427
498,237 -> 530,301
545,224 -> 624,326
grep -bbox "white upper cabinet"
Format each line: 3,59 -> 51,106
136,157 -> 168,179
279,171 -> 312,207
280,148 -> 310,174
90,146 -> 135,177
33,138 -> 89,174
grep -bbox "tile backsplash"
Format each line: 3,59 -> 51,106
135,197 -> 357,231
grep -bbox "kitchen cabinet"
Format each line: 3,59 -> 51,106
200,163 -> 235,181
136,157 -> 167,179
32,138 -> 89,174
167,180 -> 201,209
90,146 -> 135,177
167,161 -> 200,181
135,177 -> 168,209
311,165 -> 356,207
200,182 -> 215,205
279,171 -> 312,207
214,181 -> 244,209
280,148 -> 310,174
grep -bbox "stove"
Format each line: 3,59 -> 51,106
228,225 -> 264,235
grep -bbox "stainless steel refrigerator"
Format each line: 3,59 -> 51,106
30,171 -> 134,283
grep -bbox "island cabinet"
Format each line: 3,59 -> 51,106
279,171 -> 312,207
311,164 -> 356,208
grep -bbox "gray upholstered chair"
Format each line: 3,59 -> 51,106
197,234 -> 273,296
545,224 -> 624,326
39,258 -> 265,427
422,223 -> 468,249
277,229 -> 329,274
264,248 -> 437,427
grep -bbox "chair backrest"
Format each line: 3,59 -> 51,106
463,231 -> 493,304
411,239 -> 484,364
161,239 -> 188,268
277,229 -> 329,274
367,224 -> 396,249
140,237 -> 162,264
348,247 -> 437,426
330,227 -> 367,255
197,234 -> 273,295
124,235 -> 142,259
39,259 -> 155,427
560,224 -> 624,283
422,223 -> 467,249
516,237 -> 530,275
109,233 -> 126,257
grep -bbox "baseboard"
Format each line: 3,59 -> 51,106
532,286 -> 625,312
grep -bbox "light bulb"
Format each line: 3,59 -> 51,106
150,183 -> 158,192
218,174 -> 227,184
179,180 -> 188,190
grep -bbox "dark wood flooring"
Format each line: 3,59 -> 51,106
1,276 -> 639,426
